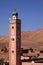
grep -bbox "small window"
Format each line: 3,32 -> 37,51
12,26 -> 14,29
12,50 -> 14,53
11,38 -> 14,41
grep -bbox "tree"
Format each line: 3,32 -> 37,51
0,58 -> 4,65
1,47 -> 8,53
37,53 -> 40,57
29,48 -> 33,52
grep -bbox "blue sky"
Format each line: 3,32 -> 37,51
0,0 -> 43,36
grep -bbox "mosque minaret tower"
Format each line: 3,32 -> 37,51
9,11 -> 21,65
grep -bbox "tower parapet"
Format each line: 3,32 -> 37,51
12,10 -> 18,20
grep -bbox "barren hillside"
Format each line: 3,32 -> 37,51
0,29 -> 43,50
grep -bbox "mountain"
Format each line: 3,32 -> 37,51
21,29 -> 43,50
0,29 -> 43,50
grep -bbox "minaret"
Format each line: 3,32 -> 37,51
9,11 -> 21,65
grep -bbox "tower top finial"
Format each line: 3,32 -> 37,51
12,10 -> 18,16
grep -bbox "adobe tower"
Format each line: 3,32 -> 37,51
9,11 -> 21,65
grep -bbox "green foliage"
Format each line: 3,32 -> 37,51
0,58 -> 4,65
1,47 -> 8,53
